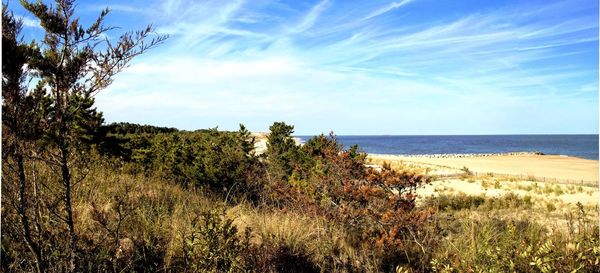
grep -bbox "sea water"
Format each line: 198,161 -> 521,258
296,135 -> 599,160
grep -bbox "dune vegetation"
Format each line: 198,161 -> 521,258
3,120 -> 599,272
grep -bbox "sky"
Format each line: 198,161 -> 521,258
8,0 -> 600,135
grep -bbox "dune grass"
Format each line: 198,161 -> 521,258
4,150 -> 599,272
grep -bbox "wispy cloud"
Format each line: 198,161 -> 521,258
92,0 -> 597,134
362,0 -> 413,21
287,0 -> 330,34
19,16 -> 41,28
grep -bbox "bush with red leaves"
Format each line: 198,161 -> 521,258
263,130 -> 437,270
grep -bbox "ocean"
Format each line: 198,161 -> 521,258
296,135 -> 599,160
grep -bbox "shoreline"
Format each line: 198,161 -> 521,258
367,151 -> 598,161
371,151 -> 546,159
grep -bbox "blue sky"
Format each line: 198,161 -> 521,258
9,0 -> 599,135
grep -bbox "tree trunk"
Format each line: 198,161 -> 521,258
60,143 -> 77,273
31,156 -> 43,257
16,152 -> 44,273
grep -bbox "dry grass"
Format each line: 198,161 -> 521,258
70,164 -> 222,268
68,163 -> 387,272
229,206 -> 381,272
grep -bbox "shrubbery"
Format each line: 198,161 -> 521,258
145,126 -> 263,199
259,127 -> 435,271
3,119 -> 599,272
99,125 -> 264,202
422,192 -> 533,211
181,208 -> 251,272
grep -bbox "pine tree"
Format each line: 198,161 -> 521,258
2,4 -> 46,272
266,122 -> 299,182
8,1 -> 167,271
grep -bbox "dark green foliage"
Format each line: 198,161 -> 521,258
93,122 -> 179,159
140,126 -> 264,201
266,122 -> 300,181
300,133 -> 366,179
103,122 -> 178,135
2,4 -> 42,148
422,193 -> 486,211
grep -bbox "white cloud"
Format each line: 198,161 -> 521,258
19,16 -> 40,29
96,55 -> 499,133
362,0 -> 413,21
92,0 -> 597,134
287,0 -> 330,34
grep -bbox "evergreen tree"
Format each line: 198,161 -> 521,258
2,1 -> 167,271
1,4 -> 46,272
266,122 -> 299,182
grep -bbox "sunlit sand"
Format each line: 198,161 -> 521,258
369,154 -> 599,183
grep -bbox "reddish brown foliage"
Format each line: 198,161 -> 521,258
263,133 -> 434,268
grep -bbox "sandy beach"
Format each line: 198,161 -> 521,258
368,154 -> 599,183
369,153 -> 600,209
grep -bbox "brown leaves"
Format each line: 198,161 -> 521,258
262,132 -> 434,260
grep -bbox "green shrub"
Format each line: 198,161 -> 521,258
140,126 -> 265,202
423,192 -> 534,212
553,185 -> 564,196
422,193 -> 485,211
543,184 -> 554,195
182,208 -> 251,272
481,192 -> 533,210
266,122 -> 300,182
546,202 -> 556,212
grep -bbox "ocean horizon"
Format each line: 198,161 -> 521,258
296,134 -> 599,160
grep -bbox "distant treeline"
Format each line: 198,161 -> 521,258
101,122 -> 179,135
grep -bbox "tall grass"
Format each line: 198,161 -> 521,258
430,205 -> 599,272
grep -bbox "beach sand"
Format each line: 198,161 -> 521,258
368,154 -> 599,183
368,153 -> 600,209
251,133 -> 303,155
252,132 -> 269,154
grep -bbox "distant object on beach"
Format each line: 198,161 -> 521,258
400,151 -> 545,158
